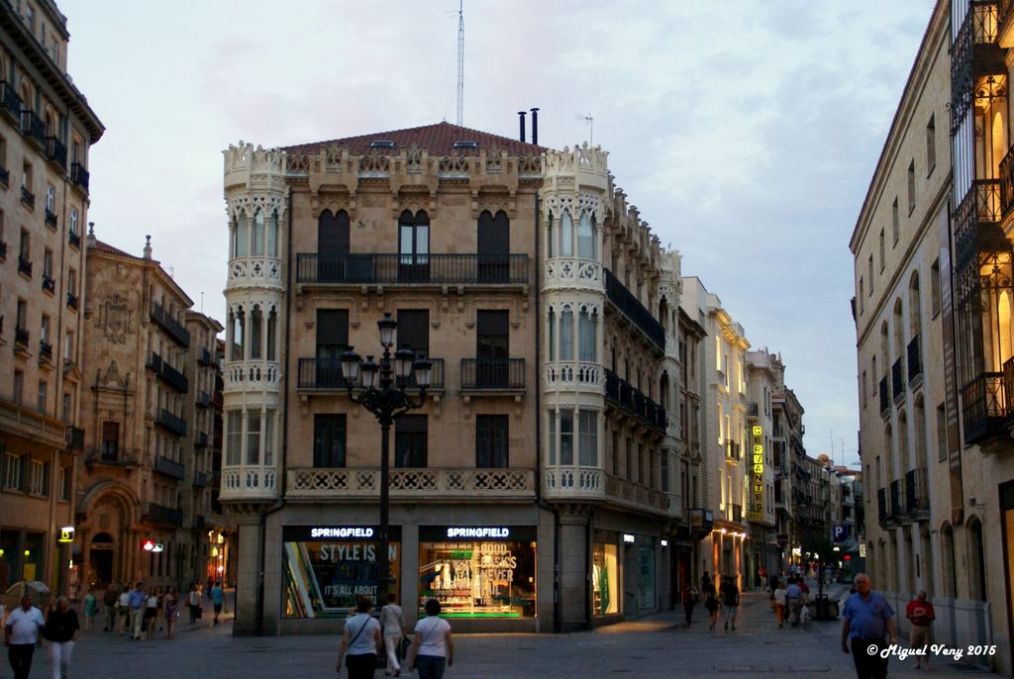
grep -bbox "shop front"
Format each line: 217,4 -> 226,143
592,532 -> 620,620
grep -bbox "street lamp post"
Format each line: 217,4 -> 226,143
340,313 -> 432,608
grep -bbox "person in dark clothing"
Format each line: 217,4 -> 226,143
44,596 -> 80,679
680,583 -> 697,628
769,573 -> 780,599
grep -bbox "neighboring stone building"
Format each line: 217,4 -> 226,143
220,123 -> 692,635
771,384 -> 804,569
745,348 -> 781,584
75,231 -> 223,590
0,0 -> 102,595
850,0 -> 1013,671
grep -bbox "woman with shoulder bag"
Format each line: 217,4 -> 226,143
337,596 -> 383,679
405,599 -> 453,679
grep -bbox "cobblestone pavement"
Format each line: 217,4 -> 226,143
12,585 -> 994,678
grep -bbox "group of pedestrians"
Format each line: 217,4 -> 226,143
769,574 -> 811,628
4,593 -> 78,679
336,594 -> 454,679
79,579 -> 225,641
677,571 -> 740,632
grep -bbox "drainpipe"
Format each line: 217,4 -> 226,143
254,185 -> 292,636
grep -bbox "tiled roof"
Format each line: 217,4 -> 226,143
282,121 -> 545,156
92,239 -> 142,260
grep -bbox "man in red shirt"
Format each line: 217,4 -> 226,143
905,590 -> 936,670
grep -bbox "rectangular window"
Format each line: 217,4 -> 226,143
397,309 -> 429,358
625,437 -> 633,480
908,160 -> 916,214
101,421 -> 120,459
45,184 -> 54,213
64,331 -> 73,362
36,380 -> 46,413
19,229 -> 29,261
28,459 -> 45,495
226,411 -> 242,465
936,403 -> 947,462
879,229 -> 885,272
926,114 -> 936,174
862,370 -> 868,408
313,414 -> 346,467
559,309 -> 573,360
246,410 -> 262,465
548,412 -> 557,465
59,466 -> 70,500
859,278 -> 864,314
578,410 -> 597,466
264,409 -> 275,466
612,430 -> 620,476
315,309 -> 349,359
69,208 -> 78,236
868,255 -> 874,295
43,248 -> 52,277
559,409 -> 574,465
931,259 -> 941,318
40,314 -> 49,343
892,198 -> 899,246
13,370 -> 23,405
4,453 -> 23,490
475,415 -> 508,468
660,449 -> 669,493
395,415 -> 427,467
578,310 -> 596,362
61,393 -> 70,422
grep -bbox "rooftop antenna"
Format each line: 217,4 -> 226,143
456,0 -> 464,126
201,292 -> 205,314
574,113 -> 593,145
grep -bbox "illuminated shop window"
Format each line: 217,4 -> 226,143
593,540 -> 618,616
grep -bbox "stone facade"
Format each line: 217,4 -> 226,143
0,0 -> 102,596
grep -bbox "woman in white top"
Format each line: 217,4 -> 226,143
407,599 -> 453,679
772,581 -> 787,629
379,592 -> 405,676
337,596 -> 382,679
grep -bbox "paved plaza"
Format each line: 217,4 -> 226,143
10,585 -> 994,678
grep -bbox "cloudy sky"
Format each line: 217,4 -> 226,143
59,0 -> 935,467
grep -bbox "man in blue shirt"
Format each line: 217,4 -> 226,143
128,581 -> 146,640
785,578 -> 803,627
841,573 -> 897,679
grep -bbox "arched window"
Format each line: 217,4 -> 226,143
909,272 -> 922,339
399,210 -> 429,281
940,522 -> 956,597
267,308 -> 277,360
548,308 -> 556,361
235,211 -> 249,257
559,210 -> 573,257
268,210 -> 279,257
893,299 -> 904,365
546,213 -> 554,257
251,210 -> 264,256
577,212 -> 594,258
560,306 -> 574,360
250,305 -> 263,360
230,308 -> 245,361
578,307 -> 597,361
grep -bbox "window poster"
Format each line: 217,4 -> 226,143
592,540 -> 618,616
282,526 -> 401,618
418,526 -> 536,618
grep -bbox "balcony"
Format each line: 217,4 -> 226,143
907,335 -> 922,386
44,136 -> 66,171
157,359 -> 189,393
44,209 -> 57,228
460,358 -> 526,393
19,186 -> 33,208
146,351 -> 163,373
604,369 -> 666,432
224,360 -> 280,393
603,268 -> 665,351
150,302 -> 190,347
297,357 -> 445,392
954,180 -> 1005,271
14,326 -> 29,348
154,455 -> 186,481
196,391 -> 210,408
952,2 -> 1005,133
19,109 -> 45,145
0,166 -> 9,189
219,466 -> 278,502
38,340 -> 52,363
193,471 -> 209,488
747,402 -> 760,419
66,292 -> 78,311
155,408 -> 187,437
962,372 -> 1008,444
41,274 -> 55,294
195,431 -> 209,448
70,163 -> 89,193
65,426 -> 84,450
17,256 -> 32,277
295,253 -> 530,287
143,502 -> 183,528
68,230 -> 80,249
0,81 -> 21,120
288,467 -> 535,501
891,358 -> 904,405
198,347 -> 214,366
85,448 -> 139,468
904,467 -> 931,520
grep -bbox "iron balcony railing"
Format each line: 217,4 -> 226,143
65,426 -> 84,450
198,347 -> 214,366
193,471 -> 209,488
0,81 -> 21,119
143,502 -> 183,528
159,360 -> 189,393
70,163 -> 89,192
19,186 -> 33,208
604,368 -> 666,431
18,109 -> 45,145
39,340 -> 52,362
15,326 -> 29,346
954,179 -> 1005,271
296,253 -> 529,286
155,408 -> 187,437
150,302 -> 191,347
41,274 -> 55,294
890,479 -> 904,523
297,357 -> 444,391
879,377 -> 889,416
147,351 -> 163,373
44,209 -> 57,228
905,467 -> 930,516
196,391 -> 211,408
603,268 -> 665,351
460,358 -> 526,391
951,1 -> 1004,134
66,291 -> 78,310
962,372 -> 1008,444
195,431 -> 209,448
907,335 -> 922,385
892,359 -> 904,404
68,230 -> 80,249
85,448 -> 139,467
44,136 -> 66,171
154,455 -> 186,481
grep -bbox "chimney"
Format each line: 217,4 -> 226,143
530,108 -> 539,145
518,111 -> 526,143
143,234 -> 152,260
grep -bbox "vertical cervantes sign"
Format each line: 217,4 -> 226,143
749,425 -> 765,521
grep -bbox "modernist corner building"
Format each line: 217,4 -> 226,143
220,121 -> 707,634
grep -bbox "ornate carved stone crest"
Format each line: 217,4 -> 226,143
98,294 -> 133,344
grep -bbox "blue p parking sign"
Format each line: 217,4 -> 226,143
832,525 -> 849,542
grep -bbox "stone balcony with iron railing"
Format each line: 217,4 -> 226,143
297,357 -> 445,393
223,360 -> 280,393
287,467 -> 534,501
542,466 -> 670,515
154,408 -> 187,437
904,467 -> 931,521
84,447 -> 140,468
219,465 -> 278,502
296,253 -> 529,288
544,257 -> 602,290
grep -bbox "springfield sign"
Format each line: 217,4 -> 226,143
282,525 -> 400,619
748,425 -> 765,522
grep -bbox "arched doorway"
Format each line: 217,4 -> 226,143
89,533 -> 115,586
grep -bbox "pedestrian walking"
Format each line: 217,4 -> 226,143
144,587 -> 160,640
379,592 -> 404,676
128,582 -> 146,640
768,573 -> 779,599
841,573 -> 898,679
187,584 -> 202,623
44,595 -> 79,679
704,588 -> 720,631
700,572 -> 715,598
772,581 -> 787,628
406,599 -> 453,679
4,594 -> 45,679
163,587 -> 179,639
786,577 -> 803,627
210,581 -> 224,625
102,584 -> 119,632
117,587 -> 131,634
680,582 -> 697,628
720,576 -> 739,631
336,595 -> 382,679
905,590 -> 936,670
83,587 -> 99,632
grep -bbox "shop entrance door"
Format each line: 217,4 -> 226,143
89,533 -> 114,586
